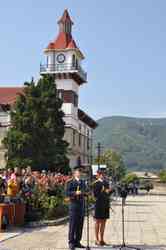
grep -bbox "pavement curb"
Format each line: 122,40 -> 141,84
26,215 -> 69,227
25,205 -> 94,228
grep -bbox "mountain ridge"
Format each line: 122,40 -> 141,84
94,116 -> 166,171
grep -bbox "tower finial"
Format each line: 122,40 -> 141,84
58,9 -> 74,34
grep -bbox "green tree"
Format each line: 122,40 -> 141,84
94,149 -> 126,181
159,169 -> 166,183
123,173 -> 139,185
3,75 -> 69,174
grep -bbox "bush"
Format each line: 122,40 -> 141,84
159,170 -> 166,183
24,185 -> 68,221
41,195 -> 68,219
123,173 -> 139,184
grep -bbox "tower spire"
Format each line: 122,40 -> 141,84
58,9 -> 74,34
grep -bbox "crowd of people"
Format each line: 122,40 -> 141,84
0,166 -> 70,202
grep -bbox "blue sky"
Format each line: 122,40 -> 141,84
0,0 -> 166,120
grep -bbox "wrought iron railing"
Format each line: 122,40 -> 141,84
40,63 -> 87,82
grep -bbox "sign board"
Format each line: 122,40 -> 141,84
92,164 -> 107,176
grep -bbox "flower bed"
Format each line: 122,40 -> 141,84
0,169 -> 71,222
24,178 -> 69,221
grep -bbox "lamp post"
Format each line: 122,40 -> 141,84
97,142 -> 101,171
95,142 -> 104,171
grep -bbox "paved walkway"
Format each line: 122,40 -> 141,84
0,190 -> 166,250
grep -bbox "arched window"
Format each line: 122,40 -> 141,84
46,56 -> 49,67
77,156 -> 81,167
72,54 -> 76,68
75,58 -> 78,69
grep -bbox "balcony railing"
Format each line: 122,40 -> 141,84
40,63 -> 87,82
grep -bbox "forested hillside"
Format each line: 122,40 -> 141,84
94,116 -> 166,171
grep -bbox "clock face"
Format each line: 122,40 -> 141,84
57,53 -> 65,63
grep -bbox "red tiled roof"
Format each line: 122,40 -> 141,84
58,9 -> 73,25
46,10 -> 84,58
47,32 -> 76,50
67,39 -> 78,49
0,87 -> 23,105
47,33 -> 78,50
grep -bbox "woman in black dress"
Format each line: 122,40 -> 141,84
93,170 -> 111,246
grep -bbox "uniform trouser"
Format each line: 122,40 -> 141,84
69,204 -> 84,245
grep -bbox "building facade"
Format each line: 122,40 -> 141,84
0,10 -> 97,169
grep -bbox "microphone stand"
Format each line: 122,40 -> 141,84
115,197 -> 141,250
85,177 -> 91,250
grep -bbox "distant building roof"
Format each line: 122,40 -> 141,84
0,87 -> 23,105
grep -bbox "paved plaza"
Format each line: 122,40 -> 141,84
0,187 -> 166,250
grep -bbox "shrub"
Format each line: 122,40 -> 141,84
24,185 -> 68,220
123,173 -> 139,184
159,170 -> 166,183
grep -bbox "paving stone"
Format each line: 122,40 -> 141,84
0,188 -> 166,249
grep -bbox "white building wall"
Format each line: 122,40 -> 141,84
62,103 -> 78,117
64,116 -> 79,130
56,79 -> 79,94
46,50 -> 80,67
0,111 -> 10,126
47,51 -> 54,65
78,120 -> 93,138
55,78 -> 80,129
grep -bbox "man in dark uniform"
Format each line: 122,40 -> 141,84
66,168 -> 86,250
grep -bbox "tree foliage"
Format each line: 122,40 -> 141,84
94,116 -> 166,171
123,173 -> 139,184
94,149 -> 126,181
3,75 -> 69,173
159,169 -> 166,183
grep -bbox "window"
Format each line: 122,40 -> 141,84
72,54 -> 76,67
87,138 -> 90,150
74,94 -> 78,107
75,58 -> 78,69
72,54 -> 79,69
78,124 -> 82,147
65,23 -> 71,33
87,129 -> 90,150
77,156 -> 81,167
79,133 -> 81,147
73,130 -> 76,146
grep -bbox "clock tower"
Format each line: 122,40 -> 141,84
40,10 -> 86,130
40,10 -> 97,168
